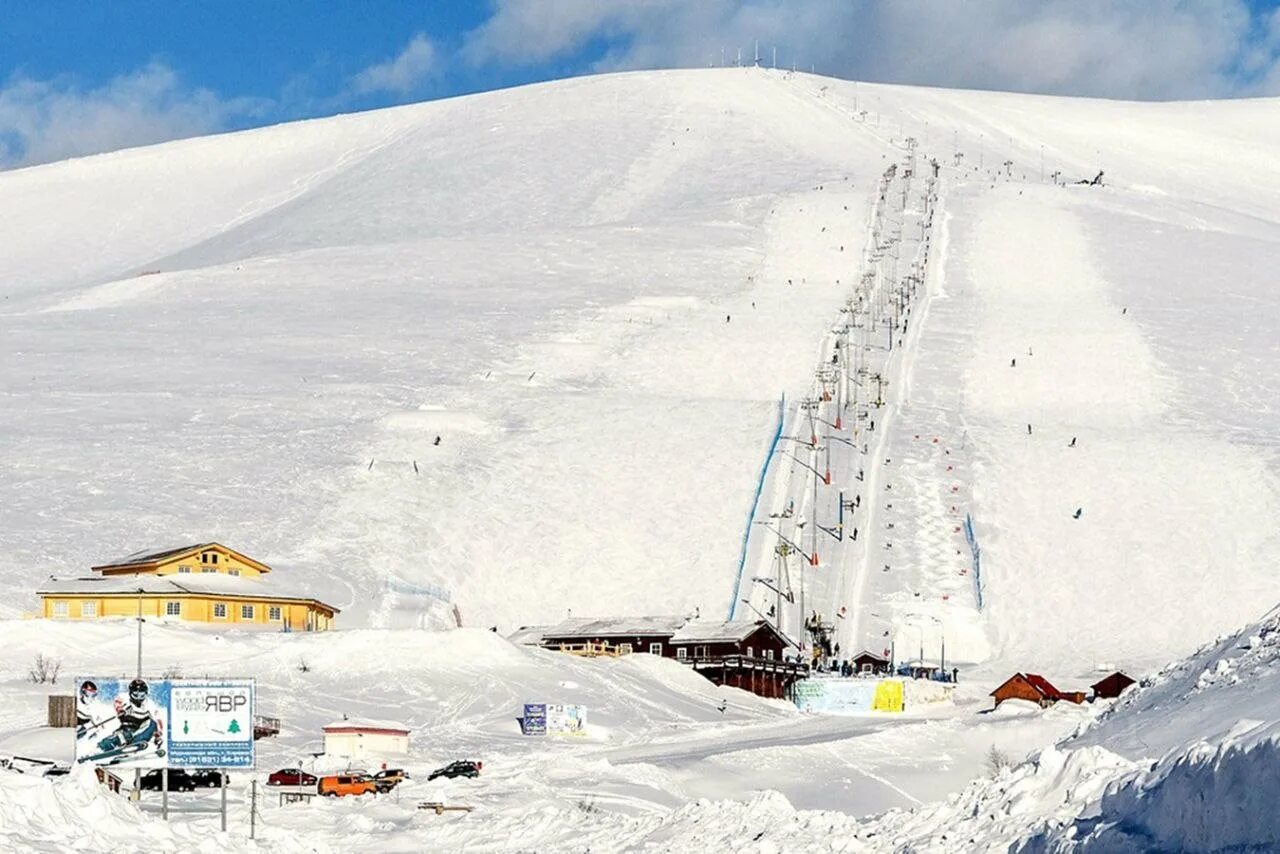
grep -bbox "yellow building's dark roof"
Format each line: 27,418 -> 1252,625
92,542 -> 272,574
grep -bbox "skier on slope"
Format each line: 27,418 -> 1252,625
96,678 -> 163,756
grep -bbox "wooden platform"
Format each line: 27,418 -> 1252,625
418,801 -> 474,815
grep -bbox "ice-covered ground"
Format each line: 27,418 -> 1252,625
5,67 -> 1280,850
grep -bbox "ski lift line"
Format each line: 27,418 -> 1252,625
732,157 -> 904,640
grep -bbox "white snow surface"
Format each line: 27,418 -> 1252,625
4,67 -> 1280,850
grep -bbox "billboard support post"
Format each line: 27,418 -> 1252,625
250,779 -> 257,839
162,769 -> 168,820
220,771 -> 227,832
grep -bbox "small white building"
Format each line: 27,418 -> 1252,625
322,718 -> 410,759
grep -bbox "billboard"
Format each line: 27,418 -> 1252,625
75,677 -> 255,769
546,704 -> 587,736
75,677 -> 171,769
795,679 -> 904,714
168,680 -> 255,768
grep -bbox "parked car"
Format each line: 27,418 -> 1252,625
140,769 -> 197,792
372,768 -> 409,792
190,769 -> 228,788
267,768 -> 318,788
426,760 -> 481,781
318,774 -> 376,797
42,765 -> 70,778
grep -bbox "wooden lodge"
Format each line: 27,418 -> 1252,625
990,673 -> 1086,710
851,650 -> 892,675
38,542 -> 338,631
1091,671 -> 1136,700
518,615 -> 807,699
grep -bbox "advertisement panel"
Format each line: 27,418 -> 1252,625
74,677 -> 256,769
168,680 -> 255,768
521,703 -> 547,735
795,679 -> 904,714
546,704 -> 587,736
872,680 -> 905,712
75,677 -> 171,769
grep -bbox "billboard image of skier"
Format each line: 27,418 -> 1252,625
75,677 -> 170,769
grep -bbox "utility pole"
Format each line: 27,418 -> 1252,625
135,581 -> 143,802
251,779 -> 258,839
136,582 -> 143,677
772,45 -> 776,69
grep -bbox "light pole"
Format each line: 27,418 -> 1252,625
906,613 -> 944,675
136,583 -> 144,677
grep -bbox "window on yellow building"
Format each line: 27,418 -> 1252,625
268,606 -> 282,621
229,569 -> 239,577
241,604 -> 254,620
165,601 -> 181,616
81,602 -> 97,617
53,601 -> 68,618
202,567 -> 216,574
213,603 -> 227,619
178,565 -> 192,573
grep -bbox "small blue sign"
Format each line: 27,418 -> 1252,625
521,703 -> 546,735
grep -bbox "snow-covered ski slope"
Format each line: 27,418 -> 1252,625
4,66 -> 1280,666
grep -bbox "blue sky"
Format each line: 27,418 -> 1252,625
3,0 -> 1280,167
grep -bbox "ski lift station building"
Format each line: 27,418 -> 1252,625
322,718 -> 411,759
36,543 -> 339,631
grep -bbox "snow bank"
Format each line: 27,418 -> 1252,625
0,768 -> 220,852
1030,737 -> 1280,852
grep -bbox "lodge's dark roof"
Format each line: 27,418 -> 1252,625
1090,671 -> 1135,691
851,649 -> 890,662
95,544 -> 208,569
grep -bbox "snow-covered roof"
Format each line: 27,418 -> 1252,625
322,717 -> 410,733
532,616 -> 784,646
38,574 -> 338,611
539,615 -> 689,638
670,619 -> 770,644
507,625 -> 550,645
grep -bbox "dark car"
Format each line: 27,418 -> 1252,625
373,768 -> 409,792
427,760 -> 481,781
267,768 -> 318,787
140,769 -> 197,792
42,765 -> 70,778
191,769 -> 228,788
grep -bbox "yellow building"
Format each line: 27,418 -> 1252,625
38,543 -> 338,631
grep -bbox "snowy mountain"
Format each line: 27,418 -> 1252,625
4,67 -> 1280,851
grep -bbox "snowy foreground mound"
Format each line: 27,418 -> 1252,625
5,607 -> 1280,852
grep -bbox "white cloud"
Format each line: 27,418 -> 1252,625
462,0 -> 1280,100
0,62 -> 266,168
351,34 -> 439,95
